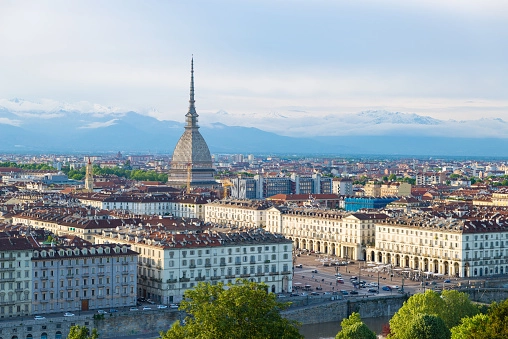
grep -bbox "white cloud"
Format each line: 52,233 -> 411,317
0,117 -> 21,126
79,119 -> 119,129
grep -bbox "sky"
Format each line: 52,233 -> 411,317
1,0 -> 507,132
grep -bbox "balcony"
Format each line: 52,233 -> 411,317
121,293 -> 129,297
225,275 -> 235,279
121,282 -> 129,286
98,272 -> 105,276
205,263 -> 212,267
0,257 -> 15,261
179,277 -> 190,283
0,300 -> 15,306
255,273 -> 264,277
264,260 -> 270,263
121,261 -> 129,265
40,276 -> 49,280
219,262 -> 226,267
140,275 -> 147,280
269,272 -> 279,276
195,276 -> 205,281
210,276 -> 221,280
121,271 -> 129,275
235,262 -> 241,265
0,267 -> 15,272
66,286 -> 74,290
281,271 -> 292,275
0,277 -> 15,283
97,295 -> 105,299
166,278 -> 177,283
240,274 -> 250,278
250,261 -> 256,264
189,264 -> 196,269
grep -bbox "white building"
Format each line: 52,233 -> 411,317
204,199 -> 272,228
94,228 -> 293,303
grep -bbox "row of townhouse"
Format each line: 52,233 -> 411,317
0,238 -> 138,319
369,212 -> 508,278
265,206 -> 387,261
94,228 -> 293,304
363,181 -> 412,197
75,193 -> 208,219
204,199 -> 273,228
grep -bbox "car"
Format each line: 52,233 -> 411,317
169,303 -> 179,309
340,290 -> 349,295
310,292 -> 320,296
290,292 -> 299,297
323,291 -> 332,295
157,304 -> 168,309
146,299 -> 155,304
109,309 -> 118,313
277,294 -> 287,298
295,264 -> 303,268
349,290 -> 359,295
97,310 -> 107,314
34,316 -> 46,320
334,273 -> 342,277
350,276 -> 358,280
336,279 -> 344,284
64,312 -> 75,317
300,292 -> 308,296
444,279 -> 451,283
368,288 -> 378,293
130,307 -> 138,311
311,269 -> 318,273
382,286 -> 392,291
142,306 -> 151,311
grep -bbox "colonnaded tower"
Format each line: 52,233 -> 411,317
167,57 -> 216,188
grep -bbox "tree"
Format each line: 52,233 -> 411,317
400,314 -> 450,339
484,298 -> 508,338
388,290 -> 478,338
335,312 -> 376,339
450,313 -> 489,339
66,325 -> 99,339
159,280 -> 303,339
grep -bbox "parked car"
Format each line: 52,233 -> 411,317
340,290 -> 349,295
97,310 -> 107,314
130,307 -> 138,311
157,305 -> 168,309
300,292 -> 308,296
311,269 -> 318,273
349,290 -> 359,295
368,288 -> 378,293
310,292 -> 320,296
169,304 -> 179,309
350,276 -> 358,280
142,306 -> 151,311
382,286 -> 392,291
64,312 -> 75,317
146,299 -> 155,304
34,316 -> 46,320
444,279 -> 451,283
295,264 -> 303,268
109,309 -> 118,313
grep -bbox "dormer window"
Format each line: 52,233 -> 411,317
41,251 -> 47,258
105,248 -> 110,254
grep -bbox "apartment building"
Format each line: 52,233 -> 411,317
265,207 -> 387,261
332,178 -> 353,196
370,212 -> 508,278
0,237 -> 33,319
204,199 -> 272,228
75,192 -> 208,219
94,228 -> 293,303
31,244 -> 138,315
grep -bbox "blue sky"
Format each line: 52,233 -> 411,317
1,0 -> 507,128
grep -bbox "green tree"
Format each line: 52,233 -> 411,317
450,313 -> 489,339
484,298 -> 508,338
388,174 -> 397,181
159,280 -> 303,339
66,325 -> 99,339
401,314 -> 450,339
388,290 -> 478,338
335,312 -> 376,339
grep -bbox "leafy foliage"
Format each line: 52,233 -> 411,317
388,290 -> 479,338
159,280 -> 303,339
400,314 -> 450,339
335,312 -> 376,339
66,325 -> 99,339
450,313 -> 489,339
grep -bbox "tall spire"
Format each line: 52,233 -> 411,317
186,55 -> 198,128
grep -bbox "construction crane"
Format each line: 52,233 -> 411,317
222,179 -> 234,199
186,163 -> 192,194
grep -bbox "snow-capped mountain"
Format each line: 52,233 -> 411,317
1,98 -> 508,156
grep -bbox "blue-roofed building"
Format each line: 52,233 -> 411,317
344,196 -> 398,212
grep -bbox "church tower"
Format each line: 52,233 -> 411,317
84,157 -> 94,192
167,57 -> 216,189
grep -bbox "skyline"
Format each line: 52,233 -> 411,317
1,0 -> 508,137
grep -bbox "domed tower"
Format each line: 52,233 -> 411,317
167,57 -> 216,188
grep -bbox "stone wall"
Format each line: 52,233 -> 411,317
283,295 -> 407,325
459,288 -> 508,304
0,310 -> 181,339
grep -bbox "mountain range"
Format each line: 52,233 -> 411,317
0,98 -> 507,157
